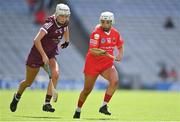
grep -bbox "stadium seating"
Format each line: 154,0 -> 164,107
0,0 -> 84,88
0,0 -> 179,89
69,0 -> 180,86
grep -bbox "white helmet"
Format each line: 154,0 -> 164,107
99,11 -> 115,24
55,4 -> 70,17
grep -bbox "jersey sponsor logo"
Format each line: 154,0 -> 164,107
101,46 -> 114,51
94,33 -> 100,40
52,36 -> 62,43
53,39 -> 60,43
101,38 -> 106,44
90,39 -> 98,45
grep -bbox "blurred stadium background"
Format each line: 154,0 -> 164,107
0,0 -> 180,91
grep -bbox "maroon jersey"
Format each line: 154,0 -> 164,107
27,15 -> 68,68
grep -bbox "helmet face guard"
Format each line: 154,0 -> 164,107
99,11 -> 114,32
55,4 -> 70,26
56,17 -> 69,27
100,20 -> 112,32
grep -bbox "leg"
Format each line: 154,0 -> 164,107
99,65 -> 119,115
73,74 -> 98,119
101,65 -> 119,96
17,66 -> 40,94
78,74 -> 98,105
10,65 -> 39,112
46,58 -> 59,97
42,58 -> 59,112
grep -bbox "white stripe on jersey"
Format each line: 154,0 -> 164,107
40,27 -> 48,34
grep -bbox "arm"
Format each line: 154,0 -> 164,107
34,29 -> 49,64
89,32 -> 101,56
116,45 -> 124,62
61,26 -> 70,48
64,26 -> 69,42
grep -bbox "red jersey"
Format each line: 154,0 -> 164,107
87,25 -> 124,62
84,25 -> 124,76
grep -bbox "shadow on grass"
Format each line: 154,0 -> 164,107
84,118 -> 119,121
15,115 -> 62,119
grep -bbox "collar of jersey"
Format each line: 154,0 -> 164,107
104,31 -> 111,35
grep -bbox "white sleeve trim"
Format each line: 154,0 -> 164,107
40,27 -> 48,34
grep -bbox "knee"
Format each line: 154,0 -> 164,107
21,80 -> 33,87
110,80 -> 119,87
52,71 -> 59,80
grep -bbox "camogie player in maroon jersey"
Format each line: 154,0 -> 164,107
10,3 -> 70,112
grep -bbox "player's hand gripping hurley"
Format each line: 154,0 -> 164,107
44,64 -> 58,102
90,48 -> 118,61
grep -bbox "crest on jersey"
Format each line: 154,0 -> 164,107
107,38 -> 111,43
94,34 -> 100,40
112,37 -> 116,42
55,28 -> 63,34
101,38 -> 106,44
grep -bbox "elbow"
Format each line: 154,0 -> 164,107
33,40 -> 37,46
33,39 -> 39,47
33,39 -> 37,44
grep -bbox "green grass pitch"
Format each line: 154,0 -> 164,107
0,90 -> 180,122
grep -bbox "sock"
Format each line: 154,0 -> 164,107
45,95 -> 52,104
15,93 -> 21,101
102,93 -> 112,106
102,101 -> 108,106
76,107 -> 81,112
76,99 -> 84,112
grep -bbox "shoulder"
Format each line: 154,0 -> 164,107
94,24 -> 102,32
111,27 -> 119,35
41,15 -> 56,33
44,15 -> 56,27
89,26 -> 101,40
91,24 -> 102,35
45,15 -> 55,23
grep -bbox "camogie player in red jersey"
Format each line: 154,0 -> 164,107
73,11 -> 124,119
10,4 -> 70,112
